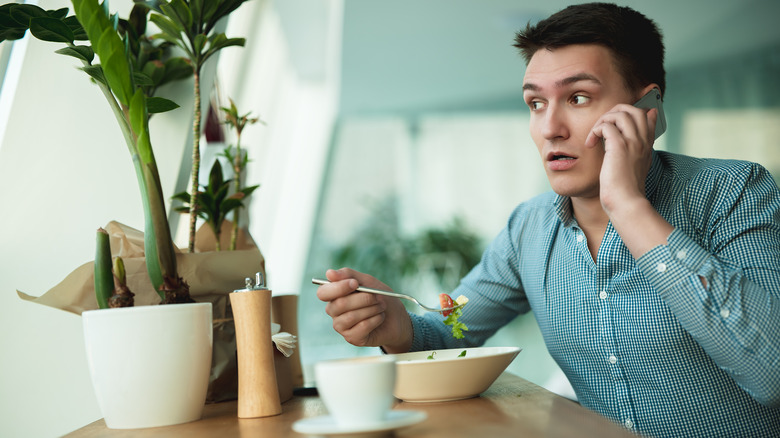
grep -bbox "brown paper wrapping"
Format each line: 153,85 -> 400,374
17,220 -> 268,403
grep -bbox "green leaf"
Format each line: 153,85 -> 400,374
202,36 -> 244,63
159,57 -> 192,85
9,4 -> 47,26
64,16 -> 88,40
48,8 -> 69,19
133,71 -> 155,86
80,64 -> 107,85
0,28 -> 27,42
149,14 -> 183,40
0,4 -> 18,28
55,45 -> 95,63
193,33 -> 206,54
169,0 -> 193,30
206,0 -> 246,32
142,60 -> 165,85
172,191 -> 192,204
29,16 -> 75,43
208,160 -> 224,189
109,12 -> 119,31
77,1 -> 107,45
100,0 -> 110,20
221,198 -> 244,212
240,184 -> 260,197
134,1 -> 163,14
200,0 -> 218,25
160,0 -> 191,35
128,4 -> 148,37
97,27 -> 133,106
189,0 -> 204,27
146,96 -> 180,113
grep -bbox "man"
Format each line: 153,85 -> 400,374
317,3 -> 780,437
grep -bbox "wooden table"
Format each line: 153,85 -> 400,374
65,373 -> 637,437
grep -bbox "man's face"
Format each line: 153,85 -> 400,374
522,44 -> 636,201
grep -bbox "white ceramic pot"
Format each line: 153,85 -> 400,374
82,302 -> 213,429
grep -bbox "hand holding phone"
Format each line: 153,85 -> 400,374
633,88 -> 666,140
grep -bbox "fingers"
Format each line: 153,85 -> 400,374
324,287 -> 385,318
585,104 -> 655,149
318,269 -> 359,301
332,307 -> 386,347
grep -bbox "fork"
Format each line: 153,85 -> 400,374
311,278 -> 463,314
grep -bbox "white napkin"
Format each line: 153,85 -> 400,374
270,322 -> 297,357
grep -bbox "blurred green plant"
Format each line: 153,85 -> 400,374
332,198 -> 484,293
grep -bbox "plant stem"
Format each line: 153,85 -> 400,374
187,68 -> 201,253
230,132 -> 242,250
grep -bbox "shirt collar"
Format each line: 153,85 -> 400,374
553,150 -> 664,226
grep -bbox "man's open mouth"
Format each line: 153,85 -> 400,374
547,152 -> 576,161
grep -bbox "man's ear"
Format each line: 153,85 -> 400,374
638,83 -> 662,101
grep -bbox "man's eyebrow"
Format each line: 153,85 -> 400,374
523,73 -> 602,92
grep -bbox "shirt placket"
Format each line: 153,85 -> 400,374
592,228 -> 636,432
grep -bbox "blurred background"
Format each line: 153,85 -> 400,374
2,0 -> 779,436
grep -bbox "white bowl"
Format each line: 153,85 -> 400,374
393,346 -> 521,402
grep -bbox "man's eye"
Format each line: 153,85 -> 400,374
528,100 -> 545,111
571,95 -> 590,105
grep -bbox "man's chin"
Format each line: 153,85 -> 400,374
549,182 -> 600,200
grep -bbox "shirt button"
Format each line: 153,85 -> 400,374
608,355 -> 618,364
624,419 -> 634,429
656,262 -> 667,273
720,308 -> 730,318
676,250 -> 687,260
576,234 -> 584,243
599,290 -> 608,300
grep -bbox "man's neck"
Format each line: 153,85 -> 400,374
571,196 -> 609,228
571,196 -> 609,261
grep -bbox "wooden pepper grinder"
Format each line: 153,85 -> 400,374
230,273 -> 282,418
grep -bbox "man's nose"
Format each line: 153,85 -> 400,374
541,104 -> 569,140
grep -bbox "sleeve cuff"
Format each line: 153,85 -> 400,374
409,313 -> 428,352
636,228 -> 712,299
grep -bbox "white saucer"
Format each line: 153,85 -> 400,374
292,410 -> 426,435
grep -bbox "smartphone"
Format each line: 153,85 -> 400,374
633,88 -> 666,140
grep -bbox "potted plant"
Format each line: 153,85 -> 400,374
86,228 -> 212,429
2,1 -> 213,428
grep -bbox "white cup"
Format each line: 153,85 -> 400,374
315,355 -> 397,427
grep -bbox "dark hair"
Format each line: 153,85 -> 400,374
514,2 -> 665,96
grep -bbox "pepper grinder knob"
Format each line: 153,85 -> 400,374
230,272 -> 281,418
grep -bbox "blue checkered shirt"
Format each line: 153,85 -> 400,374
410,150 -> 780,437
